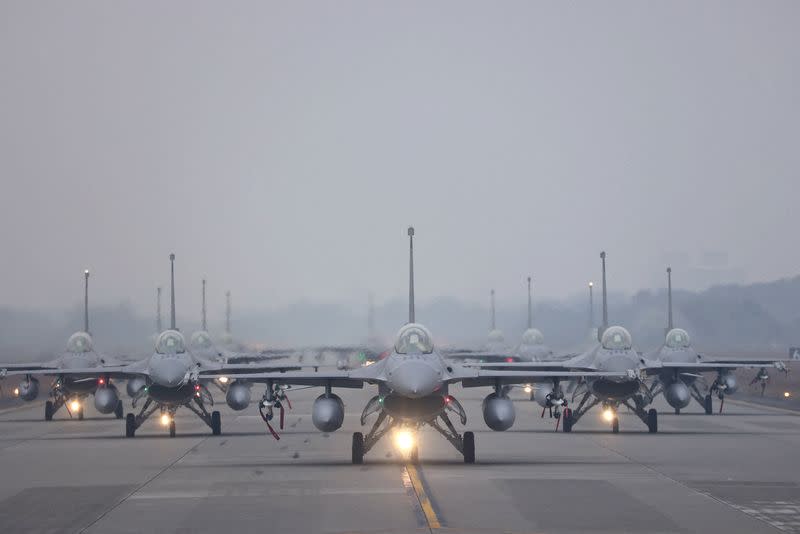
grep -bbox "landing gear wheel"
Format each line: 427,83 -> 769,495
562,408 -> 573,433
125,413 -> 136,437
647,408 -> 658,433
704,394 -> 713,415
114,400 -> 124,419
463,431 -> 475,464
611,417 -> 619,434
529,390 -> 535,402
45,401 -> 53,421
211,411 -> 221,436
77,406 -> 84,421
352,432 -> 364,464
674,407 -> 680,415
169,420 -> 176,438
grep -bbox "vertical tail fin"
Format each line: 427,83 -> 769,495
156,287 -> 163,333
169,253 -> 176,331
666,267 -> 673,334
527,277 -> 532,330
367,291 -> 375,338
201,279 -> 207,331
408,227 -> 415,323
225,291 -> 231,335
599,251 -> 608,340
490,289 -> 496,330
588,282 -> 594,333
83,270 -> 90,334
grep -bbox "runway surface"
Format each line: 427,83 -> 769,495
0,386 -> 798,534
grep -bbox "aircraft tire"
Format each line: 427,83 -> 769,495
114,400 -> 124,419
611,416 -> 619,434
463,431 -> 475,464
211,411 -> 222,435
647,408 -> 658,433
77,405 -> 84,421
562,408 -> 573,433
45,401 -> 53,421
169,420 -> 176,438
704,394 -> 713,415
352,432 -> 364,464
125,413 -> 136,437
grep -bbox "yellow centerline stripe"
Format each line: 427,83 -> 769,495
405,463 -> 442,529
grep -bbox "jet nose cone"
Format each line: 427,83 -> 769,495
149,357 -> 188,388
388,360 -> 441,398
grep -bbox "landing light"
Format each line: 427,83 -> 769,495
523,385 -> 533,394
393,429 -> 415,453
13,387 -> 19,396
363,361 -> 374,367
784,391 -> 792,398
70,400 -> 81,412
602,408 -> 615,422
218,376 -> 229,384
160,414 -> 171,426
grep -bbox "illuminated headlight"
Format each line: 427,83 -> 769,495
523,385 -> 532,394
70,400 -> 81,412
784,391 -> 792,398
363,361 -> 374,367
13,387 -> 19,397
602,408 -> 615,422
393,429 -> 415,453
160,414 -> 172,426
218,376 -> 229,384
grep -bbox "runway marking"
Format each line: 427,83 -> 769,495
404,464 -> 443,530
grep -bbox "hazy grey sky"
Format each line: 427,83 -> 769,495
1,2 -> 798,319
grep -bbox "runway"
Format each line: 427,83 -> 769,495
0,386 -> 798,534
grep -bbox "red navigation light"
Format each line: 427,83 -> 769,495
505,357 -> 514,363
194,384 -> 201,391
98,378 -> 105,385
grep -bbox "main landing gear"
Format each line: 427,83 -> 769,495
354,395 -> 474,464
562,395 -> 657,434
124,385 -> 221,438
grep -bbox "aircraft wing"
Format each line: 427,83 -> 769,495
0,361 -> 61,373
443,351 -> 518,363
453,361 -> 599,373
199,370 -> 366,388
642,360 -> 789,375
197,361 -> 305,377
456,369 -> 630,388
0,359 -> 149,379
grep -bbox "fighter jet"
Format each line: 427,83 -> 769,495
0,270 -> 126,420
644,267 -> 789,414
462,252 -> 660,433
205,228 -> 627,463
2,254 -> 301,437
446,279 -> 557,366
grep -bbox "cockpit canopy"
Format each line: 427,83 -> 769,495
487,329 -> 505,344
190,331 -> 214,350
665,328 -> 691,349
394,323 -> 434,354
521,328 -> 544,345
156,330 -> 187,354
601,326 -> 633,351
66,332 -> 93,353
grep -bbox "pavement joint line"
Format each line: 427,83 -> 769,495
584,433 -> 785,533
77,435 -> 211,533
405,463 -> 443,530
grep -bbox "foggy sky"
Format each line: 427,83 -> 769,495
1,1 -> 798,320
